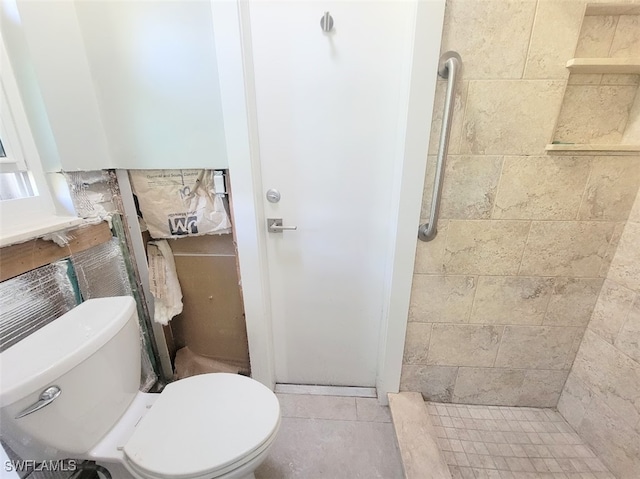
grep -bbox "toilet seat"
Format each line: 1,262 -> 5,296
123,373 -> 280,479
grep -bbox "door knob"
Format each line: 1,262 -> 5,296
268,218 -> 297,233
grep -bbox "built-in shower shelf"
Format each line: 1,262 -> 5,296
546,143 -> 640,155
566,57 -> 640,74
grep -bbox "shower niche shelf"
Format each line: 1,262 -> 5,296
545,143 -> 640,155
547,57 -> 640,156
565,57 -> 640,74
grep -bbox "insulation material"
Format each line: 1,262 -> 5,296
65,170 -> 120,225
129,169 -> 231,239
0,261 -> 78,352
147,240 -> 183,325
174,346 -> 242,380
72,238 -> 133,299
71,238 -> 157,391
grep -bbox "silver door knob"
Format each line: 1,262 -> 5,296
268,218 -> 297,233
266,189 -> 281,203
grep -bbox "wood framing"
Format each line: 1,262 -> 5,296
0,221 -> 112,281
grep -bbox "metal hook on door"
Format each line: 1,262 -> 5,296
320,12 -> 334,33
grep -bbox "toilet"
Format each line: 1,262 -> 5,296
0,297 -> 280,479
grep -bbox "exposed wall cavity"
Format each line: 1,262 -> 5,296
72,238 -> 132,299
0,261 -> 78,352
65,170 -> 119,224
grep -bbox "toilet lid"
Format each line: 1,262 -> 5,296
123,373 -> 280,479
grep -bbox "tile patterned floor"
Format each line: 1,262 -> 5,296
426,402 -> 616,479
255,394 -> 403,479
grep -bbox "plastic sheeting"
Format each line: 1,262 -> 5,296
0,261 -> 78,352
129,169 -> 231,239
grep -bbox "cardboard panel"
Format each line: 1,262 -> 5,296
172,254 -> 249,368
168,233 -> 235,255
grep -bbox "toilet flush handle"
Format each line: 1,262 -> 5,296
15,386 -> 61,419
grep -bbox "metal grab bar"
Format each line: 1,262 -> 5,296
418,51 -> 462,242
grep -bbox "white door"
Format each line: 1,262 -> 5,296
249,1 -> 420,387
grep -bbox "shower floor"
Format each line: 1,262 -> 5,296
426,402 -> 615,479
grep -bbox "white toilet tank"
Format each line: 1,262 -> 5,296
0,297 -> 141,461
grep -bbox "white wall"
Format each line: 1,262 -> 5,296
75,0 -> 228,170
3,0 -> 229,171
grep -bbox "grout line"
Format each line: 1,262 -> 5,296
489,155 -> 506,219
516,220 -> 534,276
492,325 -> 507,367
466,274 -> 480,324
425,322 -> 435,364
453,80 -> 470,155
539,277 -> 557,326
606,15 -> 621,58
521,0 -> 540,80
457,80 -> 472,155
575,157 -> 594,221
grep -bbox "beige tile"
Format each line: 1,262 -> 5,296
493,156 -> 591,220
387,392 -> 452,479
598,221 -> 626,278
524,1 -> 585,79
400,365 -> 458,402
403,322 -> 432,365
601,73 -> 640,86
495,326 -> 578,370
445,220 -> 530,275
255,416 -> 403,479
609,15 -> 640,57
421,155 -> 437,220
428,81 -> 468,156
629,191 -> 640,224
276,394 -> 357,421
544,278 -> 603,328
408,275 -> 476,323
518,370 -> 570,408
564,327 -> 586,370
355,397 -> 392,423
453,368 -> 526,406
423,155 -> 503,220
461,81 -> 565,155
440,0 -> 537,79
427,324 -> 503,367
578,156 -> 640,221
470,276 -> 554,326
414,220 -> 448,274
623,92 -> 640,145
568,73 -> 603,85
609,222 -> 640,292
557,374 -> 594,430
614,294 -> 640,362
519,221 -> 615,277
574,15 -> 617,58
578,395 -> 640,479
572,330 -> 640,428
588,279 -> 636,344
554,85 -> 638,144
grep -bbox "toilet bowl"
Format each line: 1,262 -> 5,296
0,297 -> 280,479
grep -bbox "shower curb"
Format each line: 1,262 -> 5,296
388,392 -> 452,479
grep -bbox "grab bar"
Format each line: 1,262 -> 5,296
418,51 -> 462,242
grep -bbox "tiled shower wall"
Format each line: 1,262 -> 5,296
400,0 -> 640,407
557,188 -> 640,477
